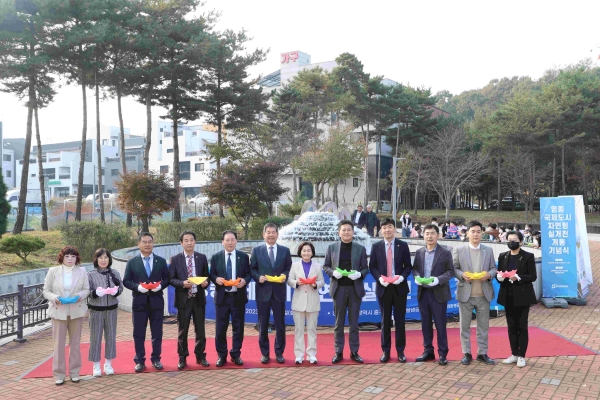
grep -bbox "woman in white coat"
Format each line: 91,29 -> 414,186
287,242 -> 325,364
43,246 -> 90,385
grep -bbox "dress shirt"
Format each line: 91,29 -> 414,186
63,265 -> 74,296
354,211 -> 362,224
184,251 -> 197,294
141,253 -> 154,275
424,245 -> 437,278
266,243 -> 278,262
468,243 -> 481,250
385,240 -> 395,265
226,251 -> 237,292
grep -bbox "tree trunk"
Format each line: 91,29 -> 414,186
582,150 -> 588,212
172,115 -> 181,222
117,88 -> 132,227
291,167 -> 298,202
143,85 -> 152,171
333,182 -> 339,209
141,215 -> 149,233
75,71 -> 87,222
375,135 -> 381,212
363,124 -> 369,207
95,72 -> 105,223
14,76 -> 35,234
497,157 -> 501,212
217,113 -> 225,218
561,143 -> 566,196
552,154 -> 556,197
413,173 -> 419,215
34,106 -> 48,231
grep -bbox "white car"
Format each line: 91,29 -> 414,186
188,194 -> 209,205
85,193 -> 117,203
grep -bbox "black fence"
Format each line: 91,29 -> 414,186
0,283 -> 49,342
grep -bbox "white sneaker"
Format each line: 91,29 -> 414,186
104,362 -> 114,375
517,357 -> 526,368
502,355 -> 518,364
70,376 -> 80,383
55,379 -> 64,386
308,356 -> 317,364
92,364 -> 102,377
295,357 -> 303,364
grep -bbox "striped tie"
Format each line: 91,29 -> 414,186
387,243 -> 393,277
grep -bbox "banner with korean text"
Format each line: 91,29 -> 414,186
541,197 -> 578,298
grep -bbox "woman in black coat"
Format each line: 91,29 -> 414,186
496,230 -> 537,368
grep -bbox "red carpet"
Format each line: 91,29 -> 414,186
23,327 -> 596,378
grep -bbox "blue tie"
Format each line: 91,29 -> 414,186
269,246 -> 275,269
144,257 -> 151,277
226,253 -> 232,292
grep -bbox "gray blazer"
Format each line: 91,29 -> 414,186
322,241 -> 368,299
452,244 -> 497,302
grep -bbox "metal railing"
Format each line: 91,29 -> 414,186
0,283 -> 49,342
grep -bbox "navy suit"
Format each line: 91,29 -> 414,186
210,249 -> 251,359
123,253 -> 169,364
369,238 -> 412,354
169,251 -> 209,359
250,243 -> 292,357
351,210 -> 367,229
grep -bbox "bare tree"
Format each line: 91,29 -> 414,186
423,127 -> 489,220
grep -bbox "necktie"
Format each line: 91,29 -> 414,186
387,243 -> 393,277
269,246 -> 275,269
226,253 -> 232,292
144,257 -> 151,277
187,255 -> 194,297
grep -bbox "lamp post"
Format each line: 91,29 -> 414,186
391,157 -> 406,229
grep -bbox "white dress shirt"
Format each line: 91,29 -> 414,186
225,251 -> 237,292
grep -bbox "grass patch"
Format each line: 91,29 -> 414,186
0,230 -> 64,274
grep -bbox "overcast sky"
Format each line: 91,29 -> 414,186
0,0 -> 598,143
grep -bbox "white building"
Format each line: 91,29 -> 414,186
150,121 -> 217,199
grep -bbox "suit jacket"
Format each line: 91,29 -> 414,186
323,241 -> 368,298
250,243 -> 292,303
169,251 -> 209,309
368,238 -> 412,298
452,244 -> 497,302
209,249 -> 251,306
287,260 -> 325,313
123,253 -> 170,312
351,210 -> 367,229
43,265 -> 90,320
496,249 -> 537,307
412,245 -> 454,303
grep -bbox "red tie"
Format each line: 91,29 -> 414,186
387,242 -> 393,277
187,255 -> 194,297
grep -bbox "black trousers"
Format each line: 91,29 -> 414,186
215,294 -> 246,358
176,296 -> 206,359
257,297 -> 286,356
505,303 -> 530,357
378,286 -> 407,354
132,303 -> 163,364
418,290 -> 448,357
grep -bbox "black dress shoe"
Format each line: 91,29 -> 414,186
276,355 -> 285,364
461,353 -> 473,365
380,352 -> 390,363
196,357 -> 209,367
134,363 -> 146,373
398,352 -> 407,363
216,357 -> 226,367
231,356 -> 243,366
151,361 -> 163,370
177,358 -> 187,370
415,352 -> 435,362
261,355 -> 270,364
439,356 -> 448,366
476,354 -> 495,365
350,352 -> 363,363
332,353 -> 343,364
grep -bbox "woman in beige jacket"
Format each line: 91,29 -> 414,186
287,242 -> 324,364
43,246 -> 90,385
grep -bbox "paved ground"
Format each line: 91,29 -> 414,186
0,242 -> 599,399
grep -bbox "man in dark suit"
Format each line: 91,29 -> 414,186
209,230 -> 251,367
123,232 -> 170,373
250,223 -> 292,364
368,217 -> 412,363
351,205 -> 367,230
323,219 -> 369,364
169,230 -> 210,370
412,224 -> 455,365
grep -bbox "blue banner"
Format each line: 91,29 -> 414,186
541,197 -> 578,298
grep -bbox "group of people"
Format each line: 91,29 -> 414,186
42,218 -> 537,386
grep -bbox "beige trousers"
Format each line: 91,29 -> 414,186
292,310 -> 319,359
52,316 -> 83,380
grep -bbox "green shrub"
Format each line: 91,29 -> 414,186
0,234 -> 46,262
247,216 -> 294,240
154,218 -> 239,244
59,222 -> 137,262
279,202 -> 303,218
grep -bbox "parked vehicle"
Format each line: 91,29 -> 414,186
188,194 -> 209,205
85,193 -> 117,203
5,188 -> 41,208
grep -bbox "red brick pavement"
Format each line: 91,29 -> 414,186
0,242 -> 599,399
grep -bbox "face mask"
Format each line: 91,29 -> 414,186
507,241 -> 520,250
